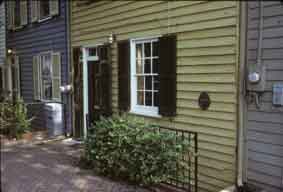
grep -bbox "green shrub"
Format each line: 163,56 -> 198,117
84,115 -> 191,186
0,98 -> 31,138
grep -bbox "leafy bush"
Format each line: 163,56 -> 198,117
84,115 -> 191,186
0,98 -> 31,138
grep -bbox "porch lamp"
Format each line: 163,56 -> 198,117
108,33 -> 116,44
7,49 -> 13,55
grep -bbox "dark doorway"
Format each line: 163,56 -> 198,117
87,45 -> 111,126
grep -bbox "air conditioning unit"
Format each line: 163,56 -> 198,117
44,103 -> 64,137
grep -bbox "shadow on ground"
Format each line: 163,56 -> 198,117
0,141 -> 149,192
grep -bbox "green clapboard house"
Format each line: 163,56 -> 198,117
70,1 -> 240,192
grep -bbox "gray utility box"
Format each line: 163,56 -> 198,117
44,103 -> 64,137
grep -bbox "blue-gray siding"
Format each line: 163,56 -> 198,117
0,1 -> 5,66
6,0 -> 71,134
246,1 -> 283,192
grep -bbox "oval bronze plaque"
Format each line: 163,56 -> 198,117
198,92 -> 211,110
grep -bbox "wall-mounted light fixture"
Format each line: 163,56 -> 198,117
108,33 -> 116,44
7,49 -> 13,55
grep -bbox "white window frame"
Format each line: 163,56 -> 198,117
39,51 -> 53,101
130,38 -> 161,118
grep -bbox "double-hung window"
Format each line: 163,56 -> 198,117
118,35 -> 176,117
130,38 -> 160,117
33,52 -> 61,102
7,0 -> 28,29
31,0 -> 59,23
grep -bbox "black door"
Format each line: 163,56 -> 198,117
88,60 -> 100,124
87,45 -> 111,126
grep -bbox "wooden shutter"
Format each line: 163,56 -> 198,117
31,0 -> 39,22
20,0 -> 28,26
0,67 -> 3,93
118,40 -> 130,112
33,56 -> 40,100
50,0 -> 59,16
7,1 -> 15,30
52,52 -> 61,101
14,56 -> 21,98
158,35 -> 177,116
99,44 -> 112,116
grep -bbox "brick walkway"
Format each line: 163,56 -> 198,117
0,140 -> 149,192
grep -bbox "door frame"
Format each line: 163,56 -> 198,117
82,44 -> 101,138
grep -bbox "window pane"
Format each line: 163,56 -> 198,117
41,54 -> 52,100
153,41 -> 159,57
154,92 -> 159,107
43,80 -> 52,100
137,77 -> 144,90
154,76 -> 159,91
144,43 -> 151,57
14,0 -> 21,27
152,59 -> 159,74
40,0 -> 50,19
42,56 -> 51,77
88,48 -> 97,56
136,44 -> 142,59
144,59 -> 151,74
145,76 -> 152,90
137,91 -> 144,105
145,91 -> 152,106
136,59 -> 142,74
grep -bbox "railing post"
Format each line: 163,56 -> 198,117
194,133 -> 198,192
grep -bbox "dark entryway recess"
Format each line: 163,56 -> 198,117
87,45 -> 112,126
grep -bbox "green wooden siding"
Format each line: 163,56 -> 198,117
71,1 -> 240,191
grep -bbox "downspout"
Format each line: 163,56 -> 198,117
257,1 -> 264,68
65,0 -> 72,137
236,1 -> 247,189
237,1 -> 264,189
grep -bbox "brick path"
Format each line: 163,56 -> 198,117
0,141 -> 149,192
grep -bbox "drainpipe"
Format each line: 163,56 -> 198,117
236,1 -> 264,189
236,1 -> 247,189
65,0 -> 72,137
257,1 -> 264,68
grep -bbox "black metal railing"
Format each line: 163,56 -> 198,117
158,127 -> 198,192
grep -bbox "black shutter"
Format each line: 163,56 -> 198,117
118,40 -> 130,112
159,34 -> 177,116
99,44 -> 112,116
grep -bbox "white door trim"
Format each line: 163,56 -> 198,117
82,46 -> 100,138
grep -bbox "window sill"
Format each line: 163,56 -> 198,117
129,108 -> 161,119
38,16 -> 53,23
10,26 -> 24,31
34,99 -> 62,104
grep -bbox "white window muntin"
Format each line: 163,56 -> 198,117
130,38 -> 160,117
